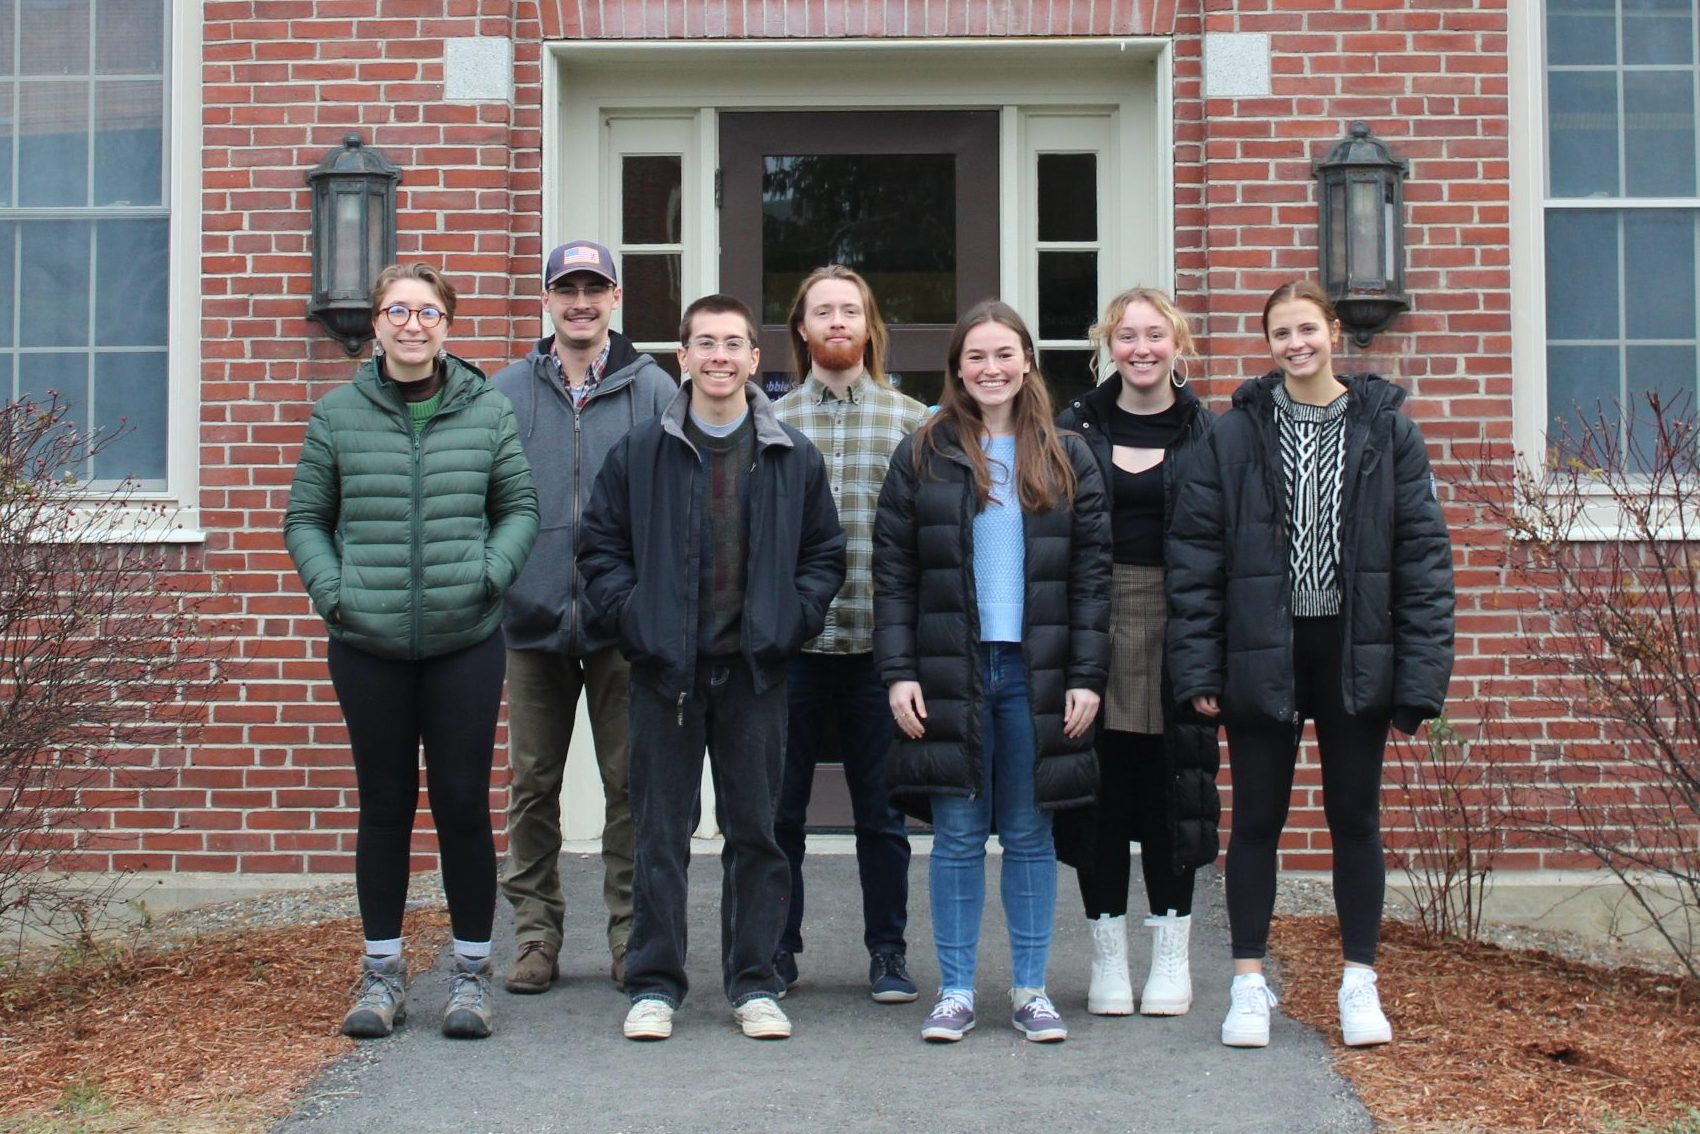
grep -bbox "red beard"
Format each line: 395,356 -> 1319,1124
808,334 -> 866,373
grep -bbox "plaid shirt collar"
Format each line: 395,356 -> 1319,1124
802,370 -> 870,406
547,337 -> 613,410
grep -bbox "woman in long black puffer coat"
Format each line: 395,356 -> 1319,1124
1167,279 -> 1454,1052
873,300 -> 1110,1046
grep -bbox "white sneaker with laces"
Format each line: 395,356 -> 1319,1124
734,995 -> 793,1039
1338,969 -> 1392,1046
1087,915 -> 1134,1015
1221,972 -> 1277,1048
623,998 -> 675,1041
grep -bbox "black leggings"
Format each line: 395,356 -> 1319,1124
1224,616 -> 1389,965
1076,729 -> 1196,919
328,632 -> 505,944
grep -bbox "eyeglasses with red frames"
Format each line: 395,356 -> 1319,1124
381,303 -> 446,328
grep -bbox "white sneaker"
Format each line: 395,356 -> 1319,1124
1221,972 -> 1276,1048
1139,911 -> 1193,1016
623,998 -> 675,1041
1338,969 -> 1392,1047
1087,915 -> 1134,1015
733,995 -> 792,1039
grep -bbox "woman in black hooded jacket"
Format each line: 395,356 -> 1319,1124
1167,281 -> 1454,1051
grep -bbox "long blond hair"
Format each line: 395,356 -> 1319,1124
914,300 -> 1077,513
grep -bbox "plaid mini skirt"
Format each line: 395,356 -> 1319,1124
1103,562 -> 1166,735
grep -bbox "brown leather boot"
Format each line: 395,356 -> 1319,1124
504,940 -> 558,994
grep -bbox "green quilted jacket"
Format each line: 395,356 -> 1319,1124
284,354 -> 540,661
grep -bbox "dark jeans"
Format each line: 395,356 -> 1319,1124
327,632 -> 505,945
1077,728 -> 1197,919
776,652 -> 910,957
625,659 -> 789,1008
1224,616 -> 1390,965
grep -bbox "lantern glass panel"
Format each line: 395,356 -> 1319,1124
1349,178 -> 1382,287
1327,179 -> 1347,283
332,186 -> 365,296
368,184 -> 388,288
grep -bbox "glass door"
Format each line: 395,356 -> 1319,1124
718,111 -> 1001,405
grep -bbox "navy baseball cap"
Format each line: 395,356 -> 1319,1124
545,241 -> 617,289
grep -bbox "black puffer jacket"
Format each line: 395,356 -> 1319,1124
1055,379 -> 1222,872
1166,372 -> 1455,732
872,421 -> 1112,818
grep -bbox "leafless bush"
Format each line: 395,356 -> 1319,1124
1468,391 -> 1700,976
0,394 -> 222,954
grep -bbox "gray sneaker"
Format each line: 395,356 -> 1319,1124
1010,989 -> 1068,1043
442,956 -> 494,1039
342,954 -> 407,1039
920,992 -> 976,1042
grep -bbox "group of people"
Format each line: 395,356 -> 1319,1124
284,243 -> 1455,1052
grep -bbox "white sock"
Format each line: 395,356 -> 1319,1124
1341,967 -> 1376,988
1232,971 -> 1266,988
363,937 -> 402,958
941,987 -> 975,1009
453,939 -> 492,962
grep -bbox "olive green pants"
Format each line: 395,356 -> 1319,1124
501,645 -> 633,958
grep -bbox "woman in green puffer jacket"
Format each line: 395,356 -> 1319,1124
284,263 -> 538,1044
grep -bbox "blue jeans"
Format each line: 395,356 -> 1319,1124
625,660 -> 789,1008
776,652 -> 910,956
929,642 -> 1056,992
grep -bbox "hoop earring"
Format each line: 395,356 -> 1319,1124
1171,354 -> 1191,389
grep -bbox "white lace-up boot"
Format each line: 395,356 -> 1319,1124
1086,914 -> 1135,1015
1139,910 -> 1193,1016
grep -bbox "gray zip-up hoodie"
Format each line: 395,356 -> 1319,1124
492,330 -> 676,654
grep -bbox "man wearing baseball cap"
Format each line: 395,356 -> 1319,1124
491,240 -> 676,996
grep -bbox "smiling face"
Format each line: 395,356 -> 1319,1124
798,277 -> 868,376
372,277 -> 450,381
1110,299 -> 1179,394
678,308 -> 760,417
1264,297 -> 1340,384
545,270 -> 620,352
956,319 -> 1030,423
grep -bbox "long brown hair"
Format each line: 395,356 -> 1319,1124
914,300 -> 1077,513
785,265 -> 891,387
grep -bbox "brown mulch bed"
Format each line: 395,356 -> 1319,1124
1270,914 -> 1700,1133
0,907 -> 448,1131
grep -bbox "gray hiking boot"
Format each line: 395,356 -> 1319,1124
442,956 -> 494,1039
342,954 -> 407,1039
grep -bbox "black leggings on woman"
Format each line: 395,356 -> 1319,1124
1076,729 -> 1196,919
328,632 -> 505,944
1224,616 -> 1389,965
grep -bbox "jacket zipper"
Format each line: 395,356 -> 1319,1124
1260,394 -> 1298,723
569,405 -> 583,654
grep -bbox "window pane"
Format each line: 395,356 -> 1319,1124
21,219 -> 90,346
20,0 -> 88,76
1546,211 -> 1620,340
1549,71 -> 1621,198
1548,344 -> 1621,445
762,154 -> 956,325
95,0 -> 164,76
1039,347 -> 1095,408
0,87 -> 13,207
19,350 -> 87,416
1625,343 -> 1696,467
623,155 -> 681,245
95,218 -> 166,346
1037,250 -> 1096,341
888,369 -> 944,407
620,252 -> 681,345
1624,71 -> 1696,197
1625,0 -> 1694,65
0,221 -> 14,347
0,1 -> 15,78
1625,211 -> 1696,340
19,81 -> 89,206
91,350 -> 166,483
1548,0 -> 1617,66
1037,153 -> 1096,242
93,80 -> 162,206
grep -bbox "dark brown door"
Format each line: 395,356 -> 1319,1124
719,110 -> 1000,827
719,110 -> 1000,407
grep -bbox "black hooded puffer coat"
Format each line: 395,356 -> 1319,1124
872,420 -> 1112,818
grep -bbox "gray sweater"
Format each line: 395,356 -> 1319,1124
491,331 -> 675,654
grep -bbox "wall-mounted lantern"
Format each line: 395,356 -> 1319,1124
1314,121 -> 1409,347
306,134 -> 400,354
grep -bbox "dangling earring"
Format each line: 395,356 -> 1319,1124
1171,353 -> 1191,389
437,347 -> 448,364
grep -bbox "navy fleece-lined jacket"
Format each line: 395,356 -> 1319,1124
1165,372 -> 1455,732
576,381 -> 847,700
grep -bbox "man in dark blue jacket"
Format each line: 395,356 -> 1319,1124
578,294 -> 846,1042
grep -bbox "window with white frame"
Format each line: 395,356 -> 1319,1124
604,115 -> 693,381
4,0 -> 169,488
1543,0 -> 1700,456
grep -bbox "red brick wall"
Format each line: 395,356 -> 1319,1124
56,1 -> 1549,877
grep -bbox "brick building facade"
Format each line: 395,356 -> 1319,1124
35,1 -> 1635,884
